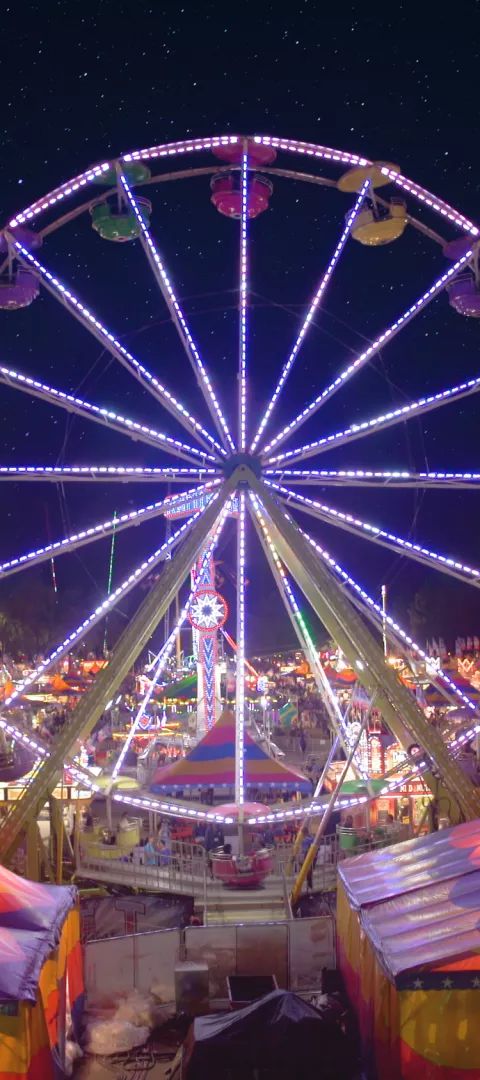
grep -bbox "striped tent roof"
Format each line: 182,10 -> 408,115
150,709 -> 310,793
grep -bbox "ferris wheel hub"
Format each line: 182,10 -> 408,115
222,453 -> 261,480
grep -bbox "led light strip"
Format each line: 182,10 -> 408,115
0,465 -> 219,481
263,250 -> 473,456
9,134 -> 478,243
0,484 -> 217,577
253,136 -> 478,236
296,521 -> 479,714
251,179 -> 369,452
0,363 -> 215,464
0,717 -> 48,757
3,510 -> 201,707
235,490 -> 246,803
9,162 -> 111,227
120,172 -> 234,454
269,481 -> 480,586
250,492 -> 370,781
12,242 -> 223,457
265,468 -> 480,487
3,695 -> 478,827
111,506 -> 229,780
266,372 -> 480,465
239,148 -> 248,452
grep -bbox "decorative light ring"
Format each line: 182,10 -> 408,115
188,587 -> 228,632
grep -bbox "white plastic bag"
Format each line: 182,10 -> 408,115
85,1018 -> 150,1055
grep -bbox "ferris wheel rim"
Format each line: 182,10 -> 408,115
5,133 -> 479,242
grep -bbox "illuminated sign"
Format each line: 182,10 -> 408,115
164,491 -> 239,519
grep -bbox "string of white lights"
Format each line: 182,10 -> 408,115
12,240 -> 223,456
265,372 -> 480,466
268,481 -> 480,589
0,465 -> 219,482
120,171 -> 234,454
251,179 -> 369,452
0,483 -> 218,579
262,249 -> 473,456
3,511 -> 201,706
0,362 -> 216,465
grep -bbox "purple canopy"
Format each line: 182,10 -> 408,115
339,819 -> 480,987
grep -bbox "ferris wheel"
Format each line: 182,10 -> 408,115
1,132 -> 480,862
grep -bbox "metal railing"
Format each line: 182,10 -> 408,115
78,822 -> 410,899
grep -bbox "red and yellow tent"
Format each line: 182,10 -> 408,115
0,866 -> 83,1079
337,820 -> 480,1078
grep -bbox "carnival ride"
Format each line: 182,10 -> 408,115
0,134 -> 480,897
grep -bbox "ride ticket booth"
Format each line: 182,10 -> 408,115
373,777 -> 432,835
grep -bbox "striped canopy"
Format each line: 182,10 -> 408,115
150,709 -> 310,793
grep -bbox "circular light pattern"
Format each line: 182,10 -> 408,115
188,587 -> 228,632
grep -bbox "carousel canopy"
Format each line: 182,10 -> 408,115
150,709 -> 310,793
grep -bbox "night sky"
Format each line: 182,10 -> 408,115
1,2 -> 480,656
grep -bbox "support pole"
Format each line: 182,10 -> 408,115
288,736 -> 340,873
291,719 -> 366,906
235,490 -> 247,854
381,584 -> 388,658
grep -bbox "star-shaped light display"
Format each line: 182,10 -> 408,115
188,588 -> 228,632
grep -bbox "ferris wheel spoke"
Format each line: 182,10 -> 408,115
265,468 -> 480,489
235,489 -> 247,806
250,181 -> 369,453
0,363 -> 216,465
249,491 -> 368,774
0,482 -> 218,580
238,147 -> 249,453
265,371 -> 480,466
2,510 -> 202,708
111,503 -> 230,781
271,481 -> 480,589
119,171 -> 234,454
262,249 -> 473,457
10,239 -> 223,458
298,521 -> 480,716
0,465 -> 219,482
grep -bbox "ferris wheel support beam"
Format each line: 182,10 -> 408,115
248,473 -> 480,821
119,171 -> 234,454
0,363 -> 213,466
266,372 -> 480,466
249,493 -> 365,776
298,524 -> 479,716
0,474 -> 239,861
0,483 -> 218,580
10,240 -> 222,459
266,468 -> 480,489
0,465 -> 219,483
262,249 -> 473,457
250,180 -> 369,453
272,482 -> 480,590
